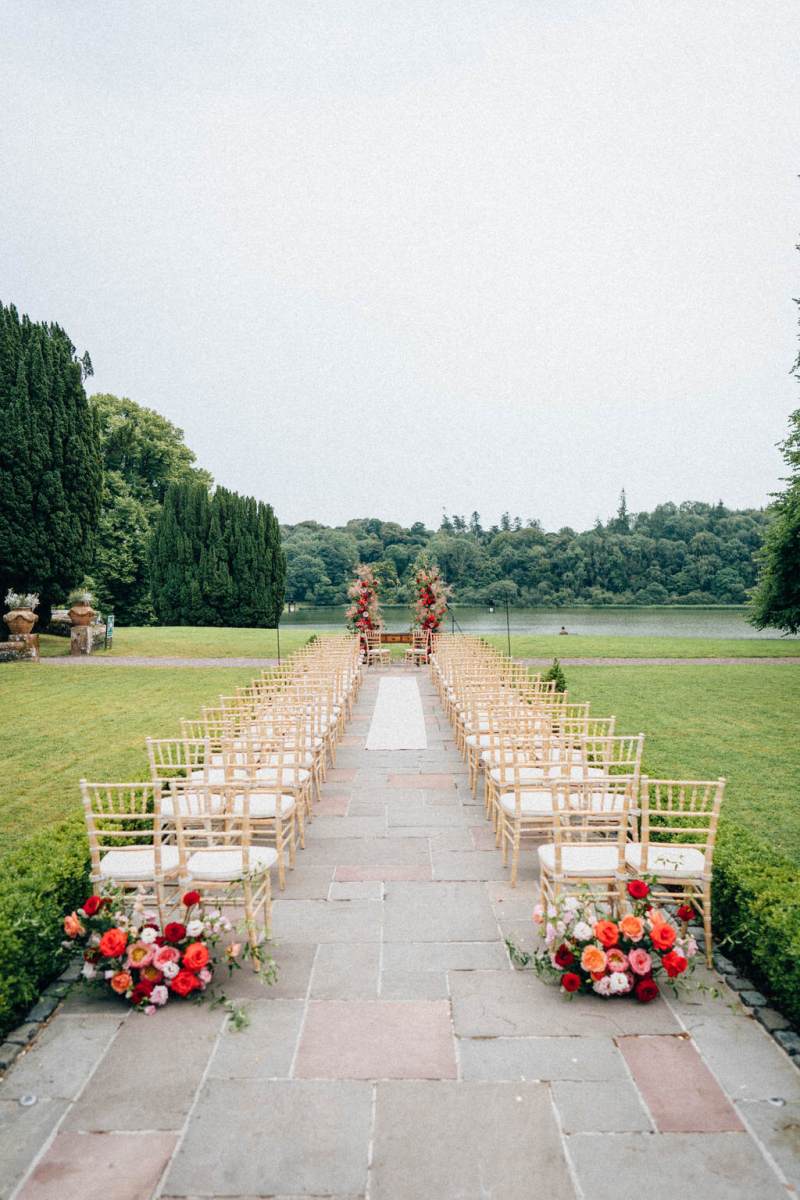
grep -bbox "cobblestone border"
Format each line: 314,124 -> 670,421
0,957 -> 82,1073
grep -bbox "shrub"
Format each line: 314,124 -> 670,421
0,817 -> 90,1038
542,657 -> 567,692
712,826 -> 800,1026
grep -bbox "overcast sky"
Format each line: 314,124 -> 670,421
2,1 -> 798,531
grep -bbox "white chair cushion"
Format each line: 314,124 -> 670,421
490,765 -> 546,784
625,843 -> 706,878
162,791 -> 295,817
538,844 -> 620,876
99,847 -> 180,881
499,791 -> 555,816
186,846 -> 278,881
190,766 -> 310,786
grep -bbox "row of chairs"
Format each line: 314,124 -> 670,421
430,634 -> 724,963
80,636 -> 362,964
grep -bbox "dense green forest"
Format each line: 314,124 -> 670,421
282,497 -> 769,608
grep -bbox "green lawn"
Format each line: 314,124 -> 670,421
38,626 -> 318,659
567,664 -> 800,862
496,634 -> 799,659
0,666 -> 255,858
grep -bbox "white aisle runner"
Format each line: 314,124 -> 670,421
366,676 -> 428,750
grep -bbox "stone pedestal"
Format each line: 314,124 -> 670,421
70,625 -> 95,656
0,634 -> 39,661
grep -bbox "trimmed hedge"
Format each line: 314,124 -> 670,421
0,817 -> 90,1039
713,825 -> 800,1027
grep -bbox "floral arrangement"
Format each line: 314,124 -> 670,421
525,882 -> 698,1003
412,564 -> 452,633
4,589 -> 39,611
63,889 -> 248,1014
346,564 -> 382,635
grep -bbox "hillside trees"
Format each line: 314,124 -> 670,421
0,303 -> 102,621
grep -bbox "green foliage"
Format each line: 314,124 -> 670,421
0,816 -> 90,1038
88,394 -> 212,623
282,502 -> 769,609
0,302 -> 103,621
750,408 -> 800,634
542,656 -> 567,691
150,483 -> 285,626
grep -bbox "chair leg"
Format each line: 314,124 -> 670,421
510,825 -> 521,888
702,882 -> 713,968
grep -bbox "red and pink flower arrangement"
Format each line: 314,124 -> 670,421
63,889 -> 243,1014
528,883 -> 698,1003
346,564 -> 382,637
412,564 -> 451,634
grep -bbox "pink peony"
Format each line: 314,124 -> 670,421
606,949 -> 629,973
150,984 -> 169,1006
153,945 -> 181,971
125,942 -> 154,970
592,975 -> 613,996
628,948 -> 653,976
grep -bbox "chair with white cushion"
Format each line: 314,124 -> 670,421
170,780 -> 277,966
537,777 -> 634,910
404,629 -> 430,667
80,780 -> 180,925
365,629 -> 391,667
626,776 -> 725,965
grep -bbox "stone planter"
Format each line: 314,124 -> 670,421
3,608 -> 38,636
68,604 -> 96,627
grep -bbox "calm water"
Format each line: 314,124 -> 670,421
281,605 -> 795,640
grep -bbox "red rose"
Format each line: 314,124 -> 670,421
81,895 -> 103,916
98,928 -> 128,958
627,880 -> 650,899
650,923 -> 677,951
182,942 -> 210,971
130,979 -> 155,1004
170,969 -> 201,997
182,891 -> 201,908
561,972 -> 582,993
163,922 -> 187,943
635,978 -> 659,1003
676,904 -> 694,923
554,944 -> 575,968
661,950 -> 688,978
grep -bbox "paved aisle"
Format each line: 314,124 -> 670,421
2,668 -> 798,1199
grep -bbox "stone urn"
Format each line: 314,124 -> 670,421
68,603 -> 96,627
3,608 -> 38,636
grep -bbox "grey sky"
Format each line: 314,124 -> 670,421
2,1 -> 798,531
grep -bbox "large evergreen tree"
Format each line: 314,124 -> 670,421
0,303 -> 102,620
750,408 -> 800,633
150,482 -> 285,626
89,393 -> 211,622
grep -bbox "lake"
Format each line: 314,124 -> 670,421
280,605 -> 795,640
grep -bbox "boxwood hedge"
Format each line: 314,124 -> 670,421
0,817 -> 90,1038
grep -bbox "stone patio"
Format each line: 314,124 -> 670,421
1,668 -> 798,1199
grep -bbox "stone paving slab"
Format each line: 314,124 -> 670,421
370,1081 -> 574,1200
295,1000 -> 456,1079
619,1033 -> 744,1132
566,1131 -> 787,1199
163,1080 -> 373,1196
19,1131 -> 178,1200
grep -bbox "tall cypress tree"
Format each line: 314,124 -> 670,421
149,482 -> 285,627
0,303 -> 102,620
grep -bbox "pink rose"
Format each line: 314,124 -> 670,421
628,948 -> 653,976
153,945 -> 181,971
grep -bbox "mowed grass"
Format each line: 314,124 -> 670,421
496,634 -> 799,659
0,666 -> 254,858
39,626 -> 317,659
567,664 -> 800,861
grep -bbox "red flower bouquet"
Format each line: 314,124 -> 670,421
63,889 -> 244,1014
526,884 -> 699,1003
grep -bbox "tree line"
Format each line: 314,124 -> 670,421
282,496 -> 769,610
